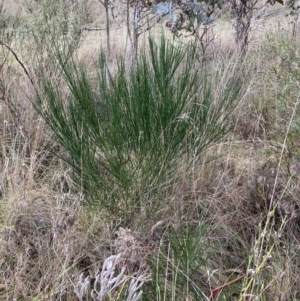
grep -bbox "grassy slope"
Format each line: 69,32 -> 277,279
0,1 -> 300,300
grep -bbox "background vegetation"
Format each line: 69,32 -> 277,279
0,0 -> 300,300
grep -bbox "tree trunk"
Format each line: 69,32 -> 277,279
229,0 -> 257,56
292,13 -> 300,38
104,0 -> 112,89
132,5 -> 140,65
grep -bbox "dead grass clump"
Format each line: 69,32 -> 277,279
176,142 -> 300,299
115,227 -> 150,274
0,54 -> 58,191
249,157 -> 300,236
0,193 -> 108,300
236,110 -> 269,140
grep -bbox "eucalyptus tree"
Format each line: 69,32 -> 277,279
152,0 -> 223,57
99,0 -> 224,63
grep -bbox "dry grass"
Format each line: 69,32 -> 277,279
1,1 -> 300,300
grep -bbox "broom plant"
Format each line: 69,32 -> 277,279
35,35 -> 242,214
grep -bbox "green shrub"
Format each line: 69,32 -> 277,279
35,35 -> 242,214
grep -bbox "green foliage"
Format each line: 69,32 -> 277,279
152,0 -> 223,37
145,212 -> 212,301
35,35 -> 242,214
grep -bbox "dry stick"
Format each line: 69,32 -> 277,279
210,274 -> 245,300
81,27 -> 105,31
261,91 -> 300,245
269,91 -> 300,210
0,40 -> 41,100
98,0 -> 113,90
0,49 -> 20,117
